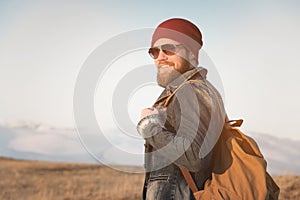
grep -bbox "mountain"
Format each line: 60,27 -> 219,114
0,120 -> 299,175
249,131 -> 300,174
0,120 -> 95,163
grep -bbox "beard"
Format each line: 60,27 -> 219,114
156,61 -> 190,88
157,66 -> 181,88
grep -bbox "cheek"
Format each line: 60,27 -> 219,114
173,59 -> 184,70
174,58 -> 190,72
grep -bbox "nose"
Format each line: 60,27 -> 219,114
156,49 -> 168,61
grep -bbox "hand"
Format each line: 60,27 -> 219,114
140,107 -> 159,119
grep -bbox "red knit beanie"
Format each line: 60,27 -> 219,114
151,18 -> 203,60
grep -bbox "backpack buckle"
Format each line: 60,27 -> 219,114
228,119 -> 243,127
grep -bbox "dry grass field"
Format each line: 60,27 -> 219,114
0,157 -> 144,200
0,157 -> 299,200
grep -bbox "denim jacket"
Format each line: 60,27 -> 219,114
137,67 -> 226,200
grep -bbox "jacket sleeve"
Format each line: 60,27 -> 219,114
137,82 -> 224,172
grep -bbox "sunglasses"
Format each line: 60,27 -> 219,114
148,44 -> 184,59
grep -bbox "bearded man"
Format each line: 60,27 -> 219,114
137,18 -> 225,200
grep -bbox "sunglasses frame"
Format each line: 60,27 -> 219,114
148,44 -> 184,59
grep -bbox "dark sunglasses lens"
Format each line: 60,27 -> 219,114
148,47 -> 160,59
148,44 -> 179,59
161,44 -> 176,55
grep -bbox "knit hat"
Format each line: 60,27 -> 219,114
151,18 -> 203,60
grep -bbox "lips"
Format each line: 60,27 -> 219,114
159,65 -> 170,69
158,62 -> 174,68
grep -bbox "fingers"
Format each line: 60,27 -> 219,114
140,107 -> 159,119
140,106 -> 167,119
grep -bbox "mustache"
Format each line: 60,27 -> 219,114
157,62 -> 174,67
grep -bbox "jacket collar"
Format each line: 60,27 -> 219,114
166,66 -> 207,92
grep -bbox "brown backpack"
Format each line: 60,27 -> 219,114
163,80 -> 280,200
180,119 -> 280,200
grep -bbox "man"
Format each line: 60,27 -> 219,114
137,18 -> 226,199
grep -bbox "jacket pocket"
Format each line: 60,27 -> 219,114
148,175 -> 169,182
146,175 -> 174,200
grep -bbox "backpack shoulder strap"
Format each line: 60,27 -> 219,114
163,79 -> 203,107
180,168 -> 199,193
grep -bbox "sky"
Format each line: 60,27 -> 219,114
0,0 -> 299,147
